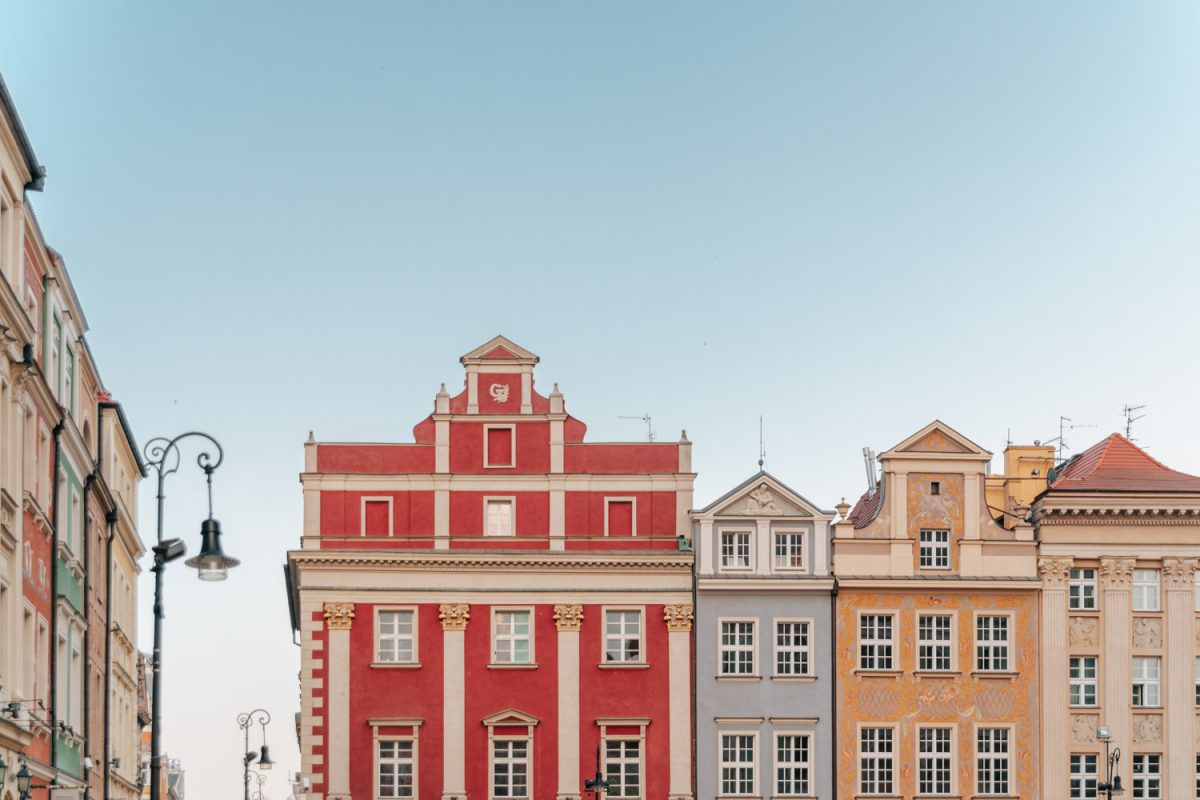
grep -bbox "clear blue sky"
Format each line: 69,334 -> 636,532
3,2 -> 1199,797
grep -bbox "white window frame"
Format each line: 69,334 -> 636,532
975,613 -> 1011,672
773,618 -> 813,677
1071,753 -> 1098,799
858,725 -> 895,796
1195,657 -> 1200,707
917,725 -> 956,797
772,529 -> 806,571
919,528 -> 950,570
1070,568 -> 1098,610
361,496 -> 395,537
1133,568 -> 1161,612
602,607 -> 644,665
491,607 -> 535,666
1070,656 -> 1098,706
374,607 -> 418,666
773,731 -> 813,797
1195,571 -> 1200,612
858,612 -> 895,671
374,732 -> 418,799
484,496 -> 516,537
1133,656 -> 1161,707
718,730 -> 758,797
718,618 -> 757,677
603,736 -> 643,799
917,612 -> 955,672
491,736 -> 531,800
483,424 -> 516,468
975,725 -> 1012,797
1132,753 -> 1161,799
604,497 -> 637,537
719,529 -> 753,571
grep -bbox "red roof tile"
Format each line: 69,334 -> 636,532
848,484 -> 884,529
1050,433 -> 1200,493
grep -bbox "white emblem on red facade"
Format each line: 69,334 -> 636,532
489,383 -> 510,403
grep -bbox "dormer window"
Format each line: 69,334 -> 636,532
720,531 -> 752,570
773,531 -> 805,570
919,529 -> 950,569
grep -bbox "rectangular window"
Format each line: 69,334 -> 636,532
363,498 -> 391,537
918,728 -> 953,796
976,615 -> 1010,672
1133,569 -> 1160,612
604,739 -> 640,799
485,498 -> 514,536
604,610 -> 641,663
720,620 -> 755,676
1195,571 -> 1200,612
719,734 -> 755,796
1194,754 -> 1200,800
859,728 -> 894,796
493,739 -> 529,799
22,605 -> 35,698
859,615 -> 894,671
377,739 -> 414,798
721,531 -> 752,569
775,620 -> 810,676
976,728 -> 1010,796
64,343 -> 75,415
606,499 -> 634,537
1070,657 -> 1098,706
1196,658 -> 1199,707
1133,754 -> 1161,799
1133,657 -> 1161,707
494,610 -> 532,664
773,531 -> 805,570
918,614 -> 953,671
1070,568 -> 1098,610
919,528 -> 950,569
775,734 -> 811,796
485,426 -> 514,467
376,610 -> 416,664
1071,753 -> 1098,799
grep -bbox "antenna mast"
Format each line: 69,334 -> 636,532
1045,415 -> 1097,463
758,416 -> 766,470
618,415 -> 655,443
1123,404 -> 1147,440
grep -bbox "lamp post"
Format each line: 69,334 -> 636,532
239,708 -> 274,800
1096,725 -> 1124,799
583,745 -> 609,799
248,768 -> 270,800
146,432 -> 240,800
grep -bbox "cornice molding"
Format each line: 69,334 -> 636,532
289,550 -> 693,575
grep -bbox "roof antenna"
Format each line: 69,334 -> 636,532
1044,415 -> 1097,464
618,414 -> 655,442
1123,404 -> 1147,441
758,416 -> 766,470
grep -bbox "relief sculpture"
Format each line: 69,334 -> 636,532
1132,617 -> 1161,649
1069,617 -> 1098,649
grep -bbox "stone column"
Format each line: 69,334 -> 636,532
1100,558 -> 1136,770
1039,557 -> 1073,798
665,605 -> 694,800
323,602 -> 355,800
440,603 -> 470,800
1163,558 -> 1197,797
554,605 -> 584,800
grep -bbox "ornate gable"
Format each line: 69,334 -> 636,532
481,708 -> 540,727
699,472 -> 831,519
460,335 -> 539,366
884,420 -> 990,458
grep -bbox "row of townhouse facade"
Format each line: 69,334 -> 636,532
0,73 -> 147,800
286,337 -> 1200,800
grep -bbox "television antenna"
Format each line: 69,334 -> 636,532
1122,404 -> 1147,440
1044,415 -> 1097,463
758,416 -> 767,470
618,414 -> 655,442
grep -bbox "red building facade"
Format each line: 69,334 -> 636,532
287,337 -> 695,800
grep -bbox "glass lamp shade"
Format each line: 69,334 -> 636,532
16,762 -> 32,793
184,518 -> 239,580
258,745 -> 274,770
0,755 -> 8,787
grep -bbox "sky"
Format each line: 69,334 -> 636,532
2,2 -> 1199,797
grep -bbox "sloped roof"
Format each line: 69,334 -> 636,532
1050,433 -> 1200,493
847,484 -> 884,529
696,470 -> 835,517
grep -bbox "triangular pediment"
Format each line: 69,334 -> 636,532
461,336 -> 539,364
482,708 -> 540,727
885,420 -> 989,457
698,472 -> 832,519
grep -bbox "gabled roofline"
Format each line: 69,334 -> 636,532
695,469 -> 836,517
460,335 -> 539,365
880,419 -> 991,459
0,71 -> 45,191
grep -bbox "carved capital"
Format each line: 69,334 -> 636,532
439,603 -> 470,631
1099,557 -> 1136,587
1038,557 -> 1073,587
553,604 -> 584,632
323,601 -> 355,631
663,604 -> 694,633
1162,557 -> 1198,589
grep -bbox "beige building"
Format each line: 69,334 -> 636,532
1034,433 -> 1200,799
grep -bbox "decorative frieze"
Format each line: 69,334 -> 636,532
663,604 -> 694,632
1071,714 -> 1099,743
1132,617 -> 1162,649
1038,557 -> 1073,587
1099,557 -> 1136,587
1132,714 -> 1162,745
553,604 -> 584,632
1069,617 -> 1098,649
323,602 -> 355,630
1162,557 -> 1199,589
439,603 -> 470,631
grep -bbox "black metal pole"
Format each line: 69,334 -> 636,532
238,708 -> 270,800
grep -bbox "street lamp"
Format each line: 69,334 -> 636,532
145,432 -> 239,800
248,768 -> 270,800
1096,725 -> 1123,798
583,745 -> 609,799
16,763 -> 31,799
239,708 -> 274,800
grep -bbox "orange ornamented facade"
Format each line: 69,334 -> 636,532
833,421 -> 1040,800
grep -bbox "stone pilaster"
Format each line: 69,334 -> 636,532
555,605 -> 584,800
1100,557 -> 1136,769
323,602 -> 354,800
665,605 -> 694,800
1039,557 -> 1072,798
1163,558 -> 1197,797
440,603 -> 469,800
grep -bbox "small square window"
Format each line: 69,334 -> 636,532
486,499 -> 515,536
931,481 -> 941,495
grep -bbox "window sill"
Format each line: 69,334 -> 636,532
488,663 -> 538,670
970,796 -> 1021,799
914,670 -> 961,679
971,671 -> 1018,680
370,662 -> 422,670
1131,705 -> 1162,710
852,795 -> 903,799
914,796 -> 962,799
853,669 -> 902,678
484,463 -> 516,469
599,662 -> 650,670
1068,704 -> 1099,709
771,675 -> 816,682
716,675 -> 763,682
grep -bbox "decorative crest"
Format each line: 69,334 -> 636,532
663,604 -> 694,632
439,603 -> 470,631
323,601 -> 355,630
553,604 -> 584,632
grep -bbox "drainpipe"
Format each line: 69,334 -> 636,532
49,416 -> 64,771
103,508 -> 116,800
830,575 -> 839,800
82,469 -> 96,791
